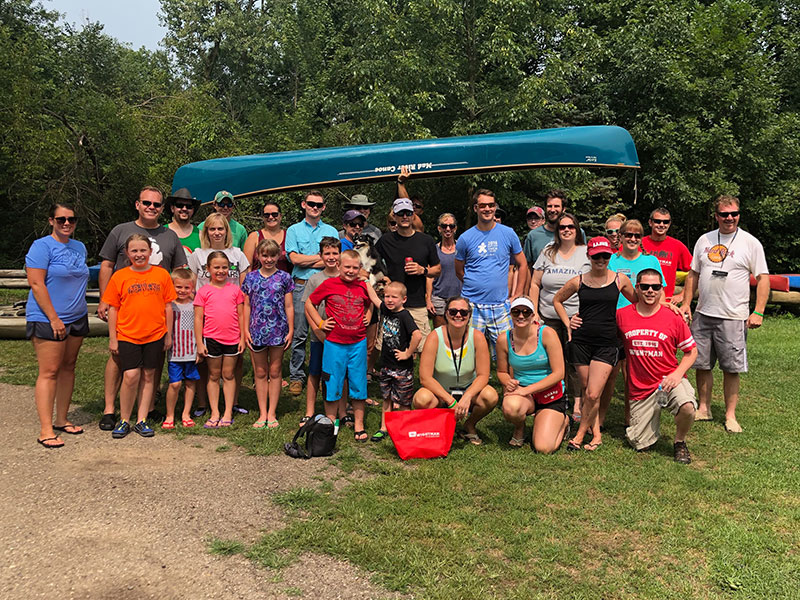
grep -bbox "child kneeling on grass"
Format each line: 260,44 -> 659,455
102,234 -> 176,439
163,268 -> 199,429
305,250 -> 374,441
371,281 -> 421,441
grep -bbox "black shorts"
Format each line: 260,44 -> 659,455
567,341 -> 620,367
534,395 -> 568,415
118,337 -> 164,372
26,314 -> 89,341
205,337 -> 240,358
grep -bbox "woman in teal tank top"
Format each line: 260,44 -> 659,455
496,296 -> 568,453
413,296 -> 498,445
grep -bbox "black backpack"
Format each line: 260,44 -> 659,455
284,415 -> 337,459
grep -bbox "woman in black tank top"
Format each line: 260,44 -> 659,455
553,237 -> 636,451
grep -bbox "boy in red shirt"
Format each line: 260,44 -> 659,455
306,250 -> 374,441
641,207 -> 692,302
617,269 -> 698,463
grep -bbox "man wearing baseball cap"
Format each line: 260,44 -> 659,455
339,194 -> 382,243
199,191 -> 248,250
376,198 -> 440,350
526,206 -> 545,230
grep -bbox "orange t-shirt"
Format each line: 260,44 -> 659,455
102,266 -> 177,343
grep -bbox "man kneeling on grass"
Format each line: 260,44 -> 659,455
616,269 -> 698,463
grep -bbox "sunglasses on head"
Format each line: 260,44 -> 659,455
173,202 -> 194,210
215,200 -> 234,208
263,211 -> 280,218
140,200 -> 163,208
717,211 -> 740,218
54,216 -> 78,224
395,210 -> 414,218
447,308 -> 470,318
623,232 -> 642,239
651,218 -> 670,225
510,308 -> 533,317
605,228 -> 619,235
591,252 -> 612,260
305,200 -> 324,209
439,223 -> 456,229
638,283 -> 663,291
558,224 -> 576,231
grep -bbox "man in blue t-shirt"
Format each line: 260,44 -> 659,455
455,189 -> 527,353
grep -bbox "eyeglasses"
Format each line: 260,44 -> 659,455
263,212 -> 280,219
173,203 -> 194,210
54,216 -> 78,224
623,232 -> 642,239
305,200 -> 324,209
346,221 -> 364,228
558,224 -> 576,231
510,308 -> 533,318
447,308 -> 470,318
651,218 -> 670,225
140,200 -> 163,208
717,211 -> 740,218
591,253 -> 612,260
605,228 -> 619,235
395,210 -> 414,218
439,223 -> 456,229
638,283 -> 662,291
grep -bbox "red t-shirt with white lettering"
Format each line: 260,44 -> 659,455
616,305 -> 696,401
308,277 -> 370,344
642,235 -> 692,299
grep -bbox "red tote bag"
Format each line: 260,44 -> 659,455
385,408 -> 456,460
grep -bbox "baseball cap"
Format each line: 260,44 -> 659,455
527,206 -> 545,219
343,209 -> 365,223
214,190 -> 235,204
392,198 -> 414,214
587,236 -> 613,256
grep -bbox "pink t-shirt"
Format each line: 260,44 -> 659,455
617,305 -> 696,401
642,235 -> 692,299
194,282 -> 244,345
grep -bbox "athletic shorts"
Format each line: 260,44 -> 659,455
308,339 -> 323,377
167,360 -> 200,383
204,337 -> 240,358
26,314 -> 89,341
378,367 -> 414,406
431,295 -> 447,316
321,338 -> 367,402
470,301 -> 512,353
691,313 -> 748,373
567,341 -> 620,367
118,336 -> 164,372
625,379 -> 697,450
504,390 -> 568,415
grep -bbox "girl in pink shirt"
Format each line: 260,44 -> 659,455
194,252 -> 245,427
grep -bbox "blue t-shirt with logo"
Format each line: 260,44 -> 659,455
25,236 -> 89,323
609,252 -> 664,309
455,223 -> 522,304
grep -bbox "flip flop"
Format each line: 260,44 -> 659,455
161,421 -> 175,430
509,436 -> 525,448
53,424 -> 83,435
566,440 -> 582,452
181,418 -> 195,428
365,398 -> 380,407
252,420 -> 268,429
267,420 -> 279,429
457,429 -> 483,446
354,430 -> 368,442
203,419 -> 220,429
218,420 -> 234,427
370,430 -> 388,442
583,441 -> 603,451
37,436 -> 64,448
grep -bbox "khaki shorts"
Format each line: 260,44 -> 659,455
625,378 -> 697,451
375,305 -> 431,354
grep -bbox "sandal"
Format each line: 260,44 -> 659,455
218,420 -> 234,427
370,430 -> 388,442
181,418 -> 195,428
509,436 -> 525,448
365,398 -> 380,407
53,423 -> 83,435
37,436 -> 64,449
252,421 -> 268,429
354,430 -> 368,442
203,419 -> 220,429
583,441 -> 603,451
457,429 -> 483,446
267,420 -> 279,429
161,420 -> 175,430
566,440 -> 582,452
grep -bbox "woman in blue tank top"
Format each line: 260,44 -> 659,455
413,296 -> 498,445
496,297 -> 568,453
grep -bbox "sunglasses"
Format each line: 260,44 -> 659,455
413,203 -> 424,210
263,211 -> 280,218
651,218 -> 670,225
510,308 -> 533,318
476,203 -> 496,209
605,228 -> 619,235
447,308 -> 470,318
439,223 -> 456,229
54,216 -> 78,224
623,232 -> 642,239
346,221 -> 364,228
140,200 -> 163,208
591,252 -> 612,260
305,200 -> 324,209
388,221 -> 398,227
558,224 -> 576,231
395,210 -> 414,218
638,283 -> 663,291
215,200 -> 234,208
173,203 -> 194,210
717,211 -> 740,218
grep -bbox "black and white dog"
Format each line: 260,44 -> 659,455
353,234 -> 387,295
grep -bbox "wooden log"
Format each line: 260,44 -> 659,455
0,279 -> 30,289
0,269 -> 26,278
0,315 -> 108,339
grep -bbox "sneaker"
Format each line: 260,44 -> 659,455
192,407 -> 207,418
288,380 -> 303,395
99,413 -> 116,431
232,405 -> 249,415
673,441 -> 692,464
134,420 -> 155,437
112,420 -> 131,439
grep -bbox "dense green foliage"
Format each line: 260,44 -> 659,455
2,0 -> 799,267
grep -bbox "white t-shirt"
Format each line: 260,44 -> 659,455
691,228 -> 768,320
187,247 -> 250,289
533,244 -> 591,320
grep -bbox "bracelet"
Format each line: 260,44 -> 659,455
447,399 -> 457,409
319,319 -> 326,329
753,311 -> 764,317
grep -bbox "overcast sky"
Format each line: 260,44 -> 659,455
50,0 -> 166,50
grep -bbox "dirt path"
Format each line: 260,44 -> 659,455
0,382 -> 404,600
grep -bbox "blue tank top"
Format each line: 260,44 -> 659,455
507,327 -> 551,386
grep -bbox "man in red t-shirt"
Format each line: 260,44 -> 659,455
617,269 -> 698,463
641,207 -> 692,303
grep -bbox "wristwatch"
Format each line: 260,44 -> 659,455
423,266 -> 428,276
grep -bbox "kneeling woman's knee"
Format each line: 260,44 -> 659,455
480,385 -> 499,408
413,388 -> 437,409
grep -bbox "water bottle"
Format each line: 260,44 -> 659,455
654,384 -> 669,407
333,418 -> 340,435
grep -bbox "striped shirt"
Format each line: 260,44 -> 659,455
170,301 -> 196,362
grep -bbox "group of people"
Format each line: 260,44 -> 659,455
26,176 -> 768,464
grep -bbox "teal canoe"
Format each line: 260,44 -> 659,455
171,125 -> 639,204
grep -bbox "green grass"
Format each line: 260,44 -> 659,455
4,317 -> 800,598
